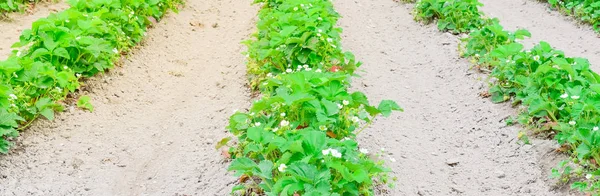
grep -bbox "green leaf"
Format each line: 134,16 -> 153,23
301,131 -> 326,155
30,48 -> 50,59
215,137 -> 231,150
280,26 -> 297,37
0,109 -> 24,127
576,143 -> 590,160
228,157 -> 257,171
77,95 -> 94,112
352,168 -> 368,183
256,160 -> 274,179
321,98 -> 339,116
39,108 -> 55,121
53,48 -> 71,59
247,126 -> 264,142
377,100 -> 402,117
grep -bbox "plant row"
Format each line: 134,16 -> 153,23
543,0 -> 600,33
1,0 -> 40,17
0,0 -> 181,153
218,0 -> 402,195
412,0 -> 600,194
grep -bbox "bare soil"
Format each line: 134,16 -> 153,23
0,0 -> 257,195
0,0 -> 597,195
334,0 -> 568,195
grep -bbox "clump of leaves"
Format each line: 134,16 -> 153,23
77,95 -> 93,112
414,0 -> 492,34
459,8 -> 600,194
543,0 -> 600,33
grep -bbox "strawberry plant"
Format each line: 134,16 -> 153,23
414,0 -> 491,34
410,0 -> 600,194
543,0 -> 600,33
245,0 -> 360,89
1,0 -> 43,18
0,0 -> 182,153
220,0 -> 403,195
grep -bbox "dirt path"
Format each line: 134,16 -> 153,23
0,0 -> 256,195
479,0 -> 600,71
334,0 -> 564,195
0,1 -> 69,58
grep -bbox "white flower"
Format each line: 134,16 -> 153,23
593,127 -> 599,131
319,125 -> 327,131
280,113 -> 286,117
475,54 -> 480,57
10,104 -> 16,108
249,112 -> 255,116
266,73 -> 273,77
586,174 -> 593,179
331,149 -> 342,158
16,51 -> 22,57
76,36 -> 81,40
553,65 -> 560,69
360,148 -> 369,154
389,157 -> 397,162
315,69 -> 322,73
280,120 -> 290,127
113,48 -> 118,54
560,93 -> 569,99
337,103 -> 343,109
293,7 -> 298,11
286,69 -> 292,73
65,19 -> 70,23
306,68 -> 312,71
569,121 -> 576,126
342,100 -> 349,106
8,94 -> 17,100
272,127 -> 279,132
331,44 -> 337,48
326,38 -> 333,43
341,137 -> 350,141
303,64 -> 309,69
63,66 -> 68,69
322,148 -> 342,158
571,95 -> 580,100
278,164 -> 287,172
533,55 -> 540,61
254,122 -> 261,126
318,29 -> 323,33
381,148 -> 385,152
76,73 -> 81,77
505,59 -> 510,63
317,17 -> 323,21
317,33 -> 322,37
300,4 -> 304,7
352,116 -> 360,123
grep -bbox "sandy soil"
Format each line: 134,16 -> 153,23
0,0 -> 257,195
0,1 -> 69,58
0,0 -> 595,195
479,0 -> 600,71
334,0 -> 566,195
